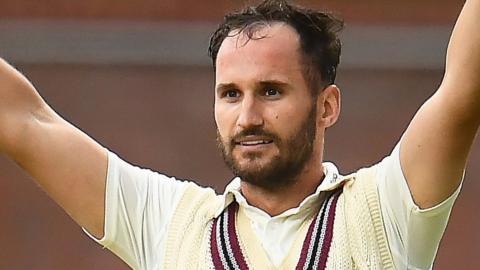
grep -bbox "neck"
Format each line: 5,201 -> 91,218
240,164 -> 325,216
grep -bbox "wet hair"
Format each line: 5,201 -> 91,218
208,0 -> 344,94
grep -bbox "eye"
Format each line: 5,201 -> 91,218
264,88 -> 280,96
225,90 -> 239,98
220,89 -> 241,101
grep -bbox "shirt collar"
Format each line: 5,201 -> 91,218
215,162 -> 347,218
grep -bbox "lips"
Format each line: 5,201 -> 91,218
234,136 -> 274,146
238,140 -> 273,146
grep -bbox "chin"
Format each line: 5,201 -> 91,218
233,158 -> 291,189
236,154 -> 275,170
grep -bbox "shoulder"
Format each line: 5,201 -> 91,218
174,182 -> 224,220
342,163 -> 380,195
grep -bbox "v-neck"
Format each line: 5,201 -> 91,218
236,204 -> 315,269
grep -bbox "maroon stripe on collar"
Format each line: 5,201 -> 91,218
227,203 -> 249,269
296,210 -> 317,269
317,191 -> 341,269
210,218 -> 226,270
296,190 -> 342,270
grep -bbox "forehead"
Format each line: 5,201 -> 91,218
215,23 -> 304,84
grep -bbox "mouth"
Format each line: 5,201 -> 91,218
237,140 -> 273,146
234,136 -> 274,147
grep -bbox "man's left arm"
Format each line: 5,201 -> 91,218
401,0 -> 480,209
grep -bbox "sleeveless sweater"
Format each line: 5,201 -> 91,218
163,166 -> 395,269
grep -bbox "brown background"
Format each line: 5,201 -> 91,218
0,1 -> 478,269
0,0 -> 464,24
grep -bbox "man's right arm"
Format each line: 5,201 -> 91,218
0,58 -> 108,239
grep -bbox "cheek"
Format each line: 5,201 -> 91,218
214,106 -> 232,137
270,104 -> 309,131
268,104 -> 296,124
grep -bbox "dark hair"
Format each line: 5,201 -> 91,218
208,0 -> 344,94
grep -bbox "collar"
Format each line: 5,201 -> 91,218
215,162 -> 347,218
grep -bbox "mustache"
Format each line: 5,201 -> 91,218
230,127 -> 280,143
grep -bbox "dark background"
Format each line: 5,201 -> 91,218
0,1 -> 477,269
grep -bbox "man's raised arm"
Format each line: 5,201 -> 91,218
401,0 -> 480,208
0,59 -> 107,238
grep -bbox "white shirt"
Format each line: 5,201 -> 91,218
85,144 -> 461,270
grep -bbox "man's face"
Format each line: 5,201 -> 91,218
214,23 -> 319,190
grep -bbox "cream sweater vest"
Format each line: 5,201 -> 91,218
164,166 -> 395,269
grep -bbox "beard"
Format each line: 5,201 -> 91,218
217,105 -> 317,191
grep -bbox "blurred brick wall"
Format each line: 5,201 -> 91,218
0,0 -> 463,24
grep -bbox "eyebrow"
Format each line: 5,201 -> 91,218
258,80 -> 290,89
215,79 -> 291,93
215,83 -> 238,94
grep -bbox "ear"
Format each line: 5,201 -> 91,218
316,84 -> 341,128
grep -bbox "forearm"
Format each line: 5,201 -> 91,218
441,0 -> 480,119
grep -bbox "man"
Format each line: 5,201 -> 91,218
0,0 -> 477,269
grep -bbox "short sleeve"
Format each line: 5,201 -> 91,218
376,143 -> 462,270
83,151 -> 188,269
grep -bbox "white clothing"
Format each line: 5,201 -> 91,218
84,144 -> 461,270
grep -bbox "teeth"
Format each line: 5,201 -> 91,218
240,140 -> 272,146
242,141 -> 262,145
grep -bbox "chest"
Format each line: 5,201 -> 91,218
210,190 -> 341,270
163,175 -> 394,270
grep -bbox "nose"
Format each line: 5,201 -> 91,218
237,95 -> 264,129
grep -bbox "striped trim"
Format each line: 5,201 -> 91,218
296,190 -> 341,270
210,212 -> 224,269
211,203 -> 249,270
209,189 -> 342,270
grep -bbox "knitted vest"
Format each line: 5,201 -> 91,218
164,166 -> 395,269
